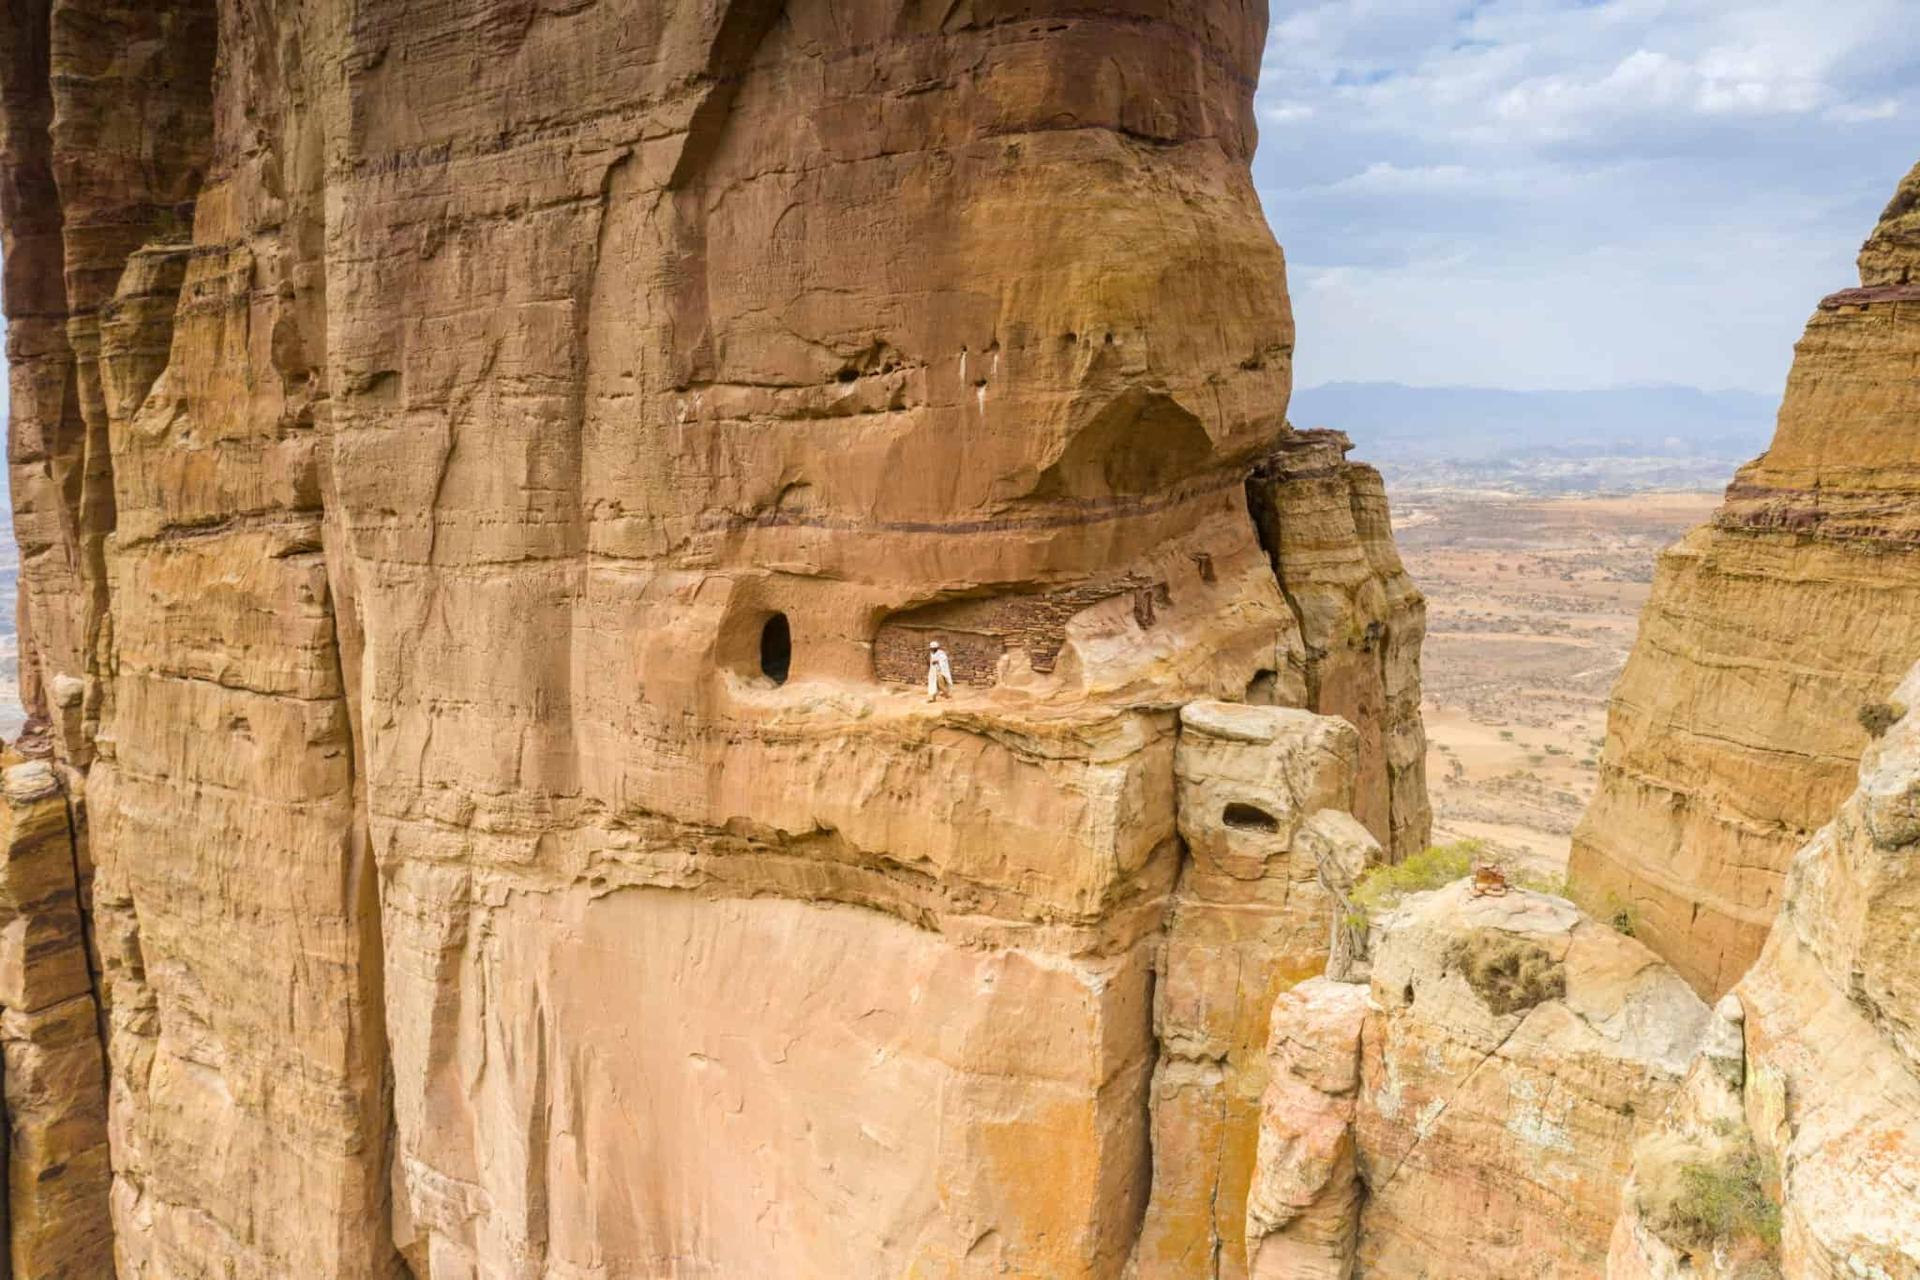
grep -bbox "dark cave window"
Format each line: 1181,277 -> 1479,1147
760,613 -> 792,685
1245,669 -> 1279,705
1222,802 -> 1279,833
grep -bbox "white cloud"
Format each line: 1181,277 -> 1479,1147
1319,162 -> 1476,194
1262,101 -> 1316,123
1828,98 -> 1900,123
1253,0 -> 1920,392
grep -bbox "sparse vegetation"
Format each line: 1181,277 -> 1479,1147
1444,929 -> 1567,1015
1596,891 -> 1641,937
1498,729 -> 1516,741
1350,839 -> 1480,919
1858,699 -> 1907,739
1514,869 -> 1568,897
1637,1135 -> 1782,1275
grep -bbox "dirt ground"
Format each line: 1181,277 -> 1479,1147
1391,490 -> 1723,877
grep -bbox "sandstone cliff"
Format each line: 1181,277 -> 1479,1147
0,2 -> 1428,1275
1609,659 -> 1920,1280
1247,882 -> 1712,1279
1570,160 -> 1920,997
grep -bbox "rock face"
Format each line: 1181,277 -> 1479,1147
0,2 -> 1429,1275
0,758 -> 113,1277
1610,660 -> 1920,1280
1356,884 -> 1710,1278
1243,976 -> 1369,1280
1570,159 -> 1920,997
1135,704 -> 1379,1277
1247,432 -> 1429,863
1250,882 -> 1712,1280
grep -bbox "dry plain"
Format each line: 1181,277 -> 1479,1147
1390,489 -> 1723,877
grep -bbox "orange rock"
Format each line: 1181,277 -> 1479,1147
0,2 -> 1427,1273
1572,158 -> 1920,997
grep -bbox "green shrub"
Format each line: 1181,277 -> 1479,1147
1444,929 -> 1566,1015
1859,700 -> 1906,739
1350,840 -> 1479,919
1514,869 -> 1568,897
1599,892 -> 1640,937
1639,1138 -> 1782,1270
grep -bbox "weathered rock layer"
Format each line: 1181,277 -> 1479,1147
1247,883 -> 1711,1279
0,2 -> 1427,1276
1571,160 -> 1920,997
1609,659 -> 1920,1279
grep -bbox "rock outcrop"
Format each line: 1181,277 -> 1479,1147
1357,883 -> 1710,1277
1243,976 -> 1369,1280
0,2 -> 1428,1275
1250,881 -> 1713,1279
0,757 -> 112,1276
1609,660 -> 1920,1280
1571,160 -> 1920,997
1247,432 -> 1429,863
1135,703 -> 1378,1277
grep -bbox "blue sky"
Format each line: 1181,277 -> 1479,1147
1253,0 -> 1920,393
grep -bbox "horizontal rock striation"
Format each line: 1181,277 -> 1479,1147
0,1 -> 1428,1275
1247,431 -> 1429,864
1609,659 -> 1920,1279
1571,158 -> 1920,997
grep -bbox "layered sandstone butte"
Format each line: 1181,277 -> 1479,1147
1609,660 -> 1920,1279
0,2 -> 1429,1275
1571,160 -> 1920,997
1249,882 -> 1712,1279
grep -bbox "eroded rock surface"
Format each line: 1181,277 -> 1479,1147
0,758 -> 112,1277
1355,884 -> 1709,1278
1134,703 -> 1378,1277
1243,976 -> 1369,1280
1571,159 -> 1920,997
1611,660 -> 1920,1280
1248,881 -> 1712,1279
0,2 -> 1429,1275
1247,431 -> 1430,863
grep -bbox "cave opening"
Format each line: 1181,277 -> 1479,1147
1222,802 -> 1280,832
760,613 -> 791,684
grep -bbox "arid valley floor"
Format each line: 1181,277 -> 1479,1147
1393,488 -> 1723,878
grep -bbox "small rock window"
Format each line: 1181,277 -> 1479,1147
1222,802 -> 1279,832
760,613 -> 792,685
1245,669 -> 1279,705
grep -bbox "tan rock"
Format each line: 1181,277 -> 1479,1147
0,1 -> 1430,1275
1571,158 -> 1920,997
1610,660 -> 1920,1280
1354,882 -> 1709,1278
1244,976 -> 1369,1280
0,761 -> 112,1277
1247,432 -> 1430,862
1133,704 -> 1380,1278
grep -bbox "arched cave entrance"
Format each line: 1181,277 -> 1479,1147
760,614 -> 792,685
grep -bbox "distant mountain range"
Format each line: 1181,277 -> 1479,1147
1290,381 -> 1776,463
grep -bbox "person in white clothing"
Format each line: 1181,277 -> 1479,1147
926,639 -> 954,701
